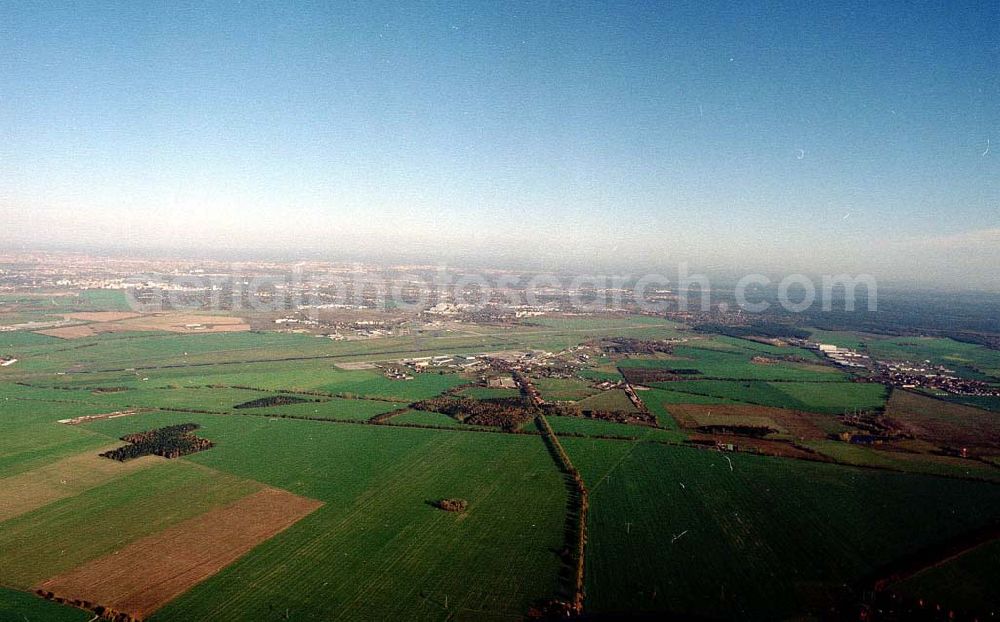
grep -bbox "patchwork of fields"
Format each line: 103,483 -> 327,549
1,315 -> 999,620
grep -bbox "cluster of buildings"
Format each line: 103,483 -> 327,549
380,367 -> 414,381
808,343 -> 1000,397
272,315 -> 406,341
870,361 -> 1000,396
399,354 -> 484,372
810,343 -> 871,368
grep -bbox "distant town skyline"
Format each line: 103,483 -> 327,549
1,1 -> 997,288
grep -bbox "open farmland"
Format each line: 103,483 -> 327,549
0,448 -> 161,522
531,377 -> 600,401
800,439 -> 1000,482
241,397 -> 403,421
545,415 -> 684,442
37,488 -> 322,620
575,389 -> 639,413
0,315 -> 685,376
0,384 -> 163,478
0,461 -> 261,588
387,409 -> 465,427
36,313 -> 251,340
885,389 -> 1000,451
618,344 -> 844,382
654,379 -> 888,414
665,403 -> 846,439
1,311 -> 999,620
561,438 -> 1000,620
78,414 -> 570,621
864,337 -> 1000,382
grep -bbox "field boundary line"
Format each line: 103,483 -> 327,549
535,414 -> 588,614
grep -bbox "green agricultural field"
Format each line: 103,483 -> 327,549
456,386 -> 521,399
79,289 -> 133,311
0,330 -> 62,348
777,381 -> 888,413
892,539 -> 1000,614
575,389 -> 638,413
654,379 -> 888,414
0,587 -> 90,622
79,415 -> 570,622
0,461 -> 259,588
865,337 -> 1000,381
84,385 -> 279,412
546,416 -> 684,442
248,397 -> 402,421
322,371 -> 468,401
2,312 -> 997,621
946,394 -> 1000,412
561,439 -> 1000,620
577,367 -> 622,382
387,409 -> 464,427
0,385 -> 137,478
0,315 -> 693,377
801,440 -> 1000,481
631,388 -> 686,428
10,363 -> 465,407
532,376 -> 599,401
525,315 -> 682,332
619,346 -> 843,381
709,336 -> 810,354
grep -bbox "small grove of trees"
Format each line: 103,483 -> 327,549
412,397 -> 536,432
540,401 -> 657,427
620,367 -> 701,384
100,423 -> 214,461
233,395 -> 314,409
583,409 -> 657,426
693,322 -> 811,340
695,424 -> 775,438
597,338 -> 675,355
435,498 -> 468,512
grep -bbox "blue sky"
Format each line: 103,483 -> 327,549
1,1 -> 998,285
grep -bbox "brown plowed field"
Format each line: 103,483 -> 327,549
886,390 -> 1000,450
668,403 -> 840,439
35,487 -> 323,619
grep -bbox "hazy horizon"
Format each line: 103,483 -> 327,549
2,2 -> 997,288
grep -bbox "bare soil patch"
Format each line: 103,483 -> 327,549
58,408 -> 148,425
35,487 -> 323,620
35,324 -> 102,339
35,313 -> 250,339
335,361 -> 377,370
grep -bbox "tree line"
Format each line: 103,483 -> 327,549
412,396 -> 536,432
